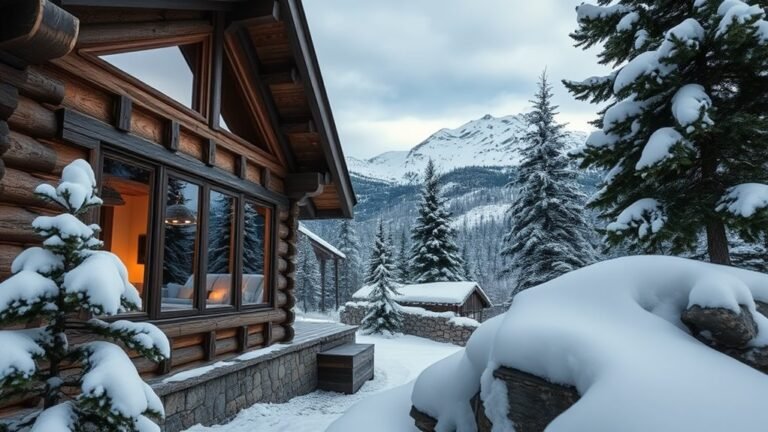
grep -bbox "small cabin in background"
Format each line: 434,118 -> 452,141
298,222 -> 346,311
352,281 -> 492,321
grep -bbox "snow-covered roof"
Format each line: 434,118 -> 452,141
352,281 -> 491,307
298,223 -> 346,259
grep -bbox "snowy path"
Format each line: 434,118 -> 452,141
184,334 -> 462,432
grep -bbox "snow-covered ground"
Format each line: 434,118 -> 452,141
184,334 -> 461,432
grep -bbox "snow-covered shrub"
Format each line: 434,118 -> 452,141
0,160 -> 169,432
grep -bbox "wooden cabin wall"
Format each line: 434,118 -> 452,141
0,14 -> 299,383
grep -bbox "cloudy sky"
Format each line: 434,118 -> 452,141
302,0 -> 610,159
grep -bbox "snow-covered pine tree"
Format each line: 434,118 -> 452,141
396,230 -> 410,284
361,221 -> 403,335
502,72 -> 598,295
337,220 -> 363,305
207,193 -> 234,274
461,244 -> 476,282
564,0 -> 768,265
295,235 -> 321,312
243,202 -> 266,275
409,159 -> 465,283
0,160 -> 169,432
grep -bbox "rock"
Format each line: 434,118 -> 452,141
493,367 -> 580,432
410,406 -> 438,432
756,300 -> 768,318
682,305 -> 757,348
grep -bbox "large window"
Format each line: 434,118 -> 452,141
161,177 -> 201,312
99,153 -> 274,319
100,157 -> 153,312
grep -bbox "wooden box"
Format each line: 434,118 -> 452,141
317,343 -> 374,394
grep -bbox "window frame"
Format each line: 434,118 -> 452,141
79,34 -> 213,122
97,146 -> 278,322
98,151 -> 158,319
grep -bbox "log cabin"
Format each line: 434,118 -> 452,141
0,0 -> 354,392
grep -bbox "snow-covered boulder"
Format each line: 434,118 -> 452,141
409,256 -> 768,431
335,256 -> 768,432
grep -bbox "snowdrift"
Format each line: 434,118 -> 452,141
333,256 -> 768,432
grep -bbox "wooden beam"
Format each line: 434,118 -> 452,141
262,321 -> 273,347
58,108 -> 290,206
0,121 -> 9,155
235,154 -> 247,179
283,120 -> 315,134
0,83 -> 19,121
261,69 -> 301,86
203,331 -> 216,361
4,131 -> 58,173
113,95 -> 132,132
7,96 -> 57,138
0,64 -> 65,105
60,0 -> 243,11
236,325 -> 249,352
285,172 -> 328,200
230,0 -> 280,27
164,120 -> 180,152
208,12 -> 225,131
77,20 -> 213,48
0,0 -> 79,64
203,138 -> 216,166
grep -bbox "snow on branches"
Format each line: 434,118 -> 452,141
564,0 -> 768,261
0,160 -> 168,432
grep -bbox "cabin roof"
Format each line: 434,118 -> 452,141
298,223 -> 345,260
40,0 -> 355,219
352,282 -> 492,307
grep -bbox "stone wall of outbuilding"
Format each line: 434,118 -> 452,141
340,302 -> 478,346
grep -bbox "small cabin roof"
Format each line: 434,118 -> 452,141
298,223 -> 345,260
352,282 -> 492,307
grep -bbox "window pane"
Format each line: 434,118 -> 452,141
162,178 -> 200,312
100,45 -> 198,109
100,157 -> 152,312
242,202 -> 268,305
206,191 -> 235,308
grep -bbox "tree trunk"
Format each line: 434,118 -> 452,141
706,219 -> 731,265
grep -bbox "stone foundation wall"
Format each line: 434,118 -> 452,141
340,303 -> 477,346
154,327 -> 357,431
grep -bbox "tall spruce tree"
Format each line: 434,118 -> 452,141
337,220 -> 363,304
409,159 -> 465,283
295,235 -> 321,312
0,160 -> 169,431
163,179 -> 195,285
361,221 -> 403,335
501,72 -> 598,295
564,0 -> 768,264
207,193 -> 234,274
397,230 -> 410,283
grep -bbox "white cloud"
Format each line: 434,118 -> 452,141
304,0 -> 609,159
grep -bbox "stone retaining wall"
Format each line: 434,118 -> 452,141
153,326 -> 357,431
340,302 -> 478,346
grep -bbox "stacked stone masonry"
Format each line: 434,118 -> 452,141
340,303 -> 477,346
154,326 -> 356,432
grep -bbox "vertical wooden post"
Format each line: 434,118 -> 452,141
204,331 -> 216,361
334,258 -> 340,310
320,257 -> 326,312
237,325 -> 249,352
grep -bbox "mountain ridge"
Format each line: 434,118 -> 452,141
347,113 -> 588,184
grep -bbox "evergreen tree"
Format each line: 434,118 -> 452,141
409,159 -> 465,283
207,193 -> 234,274
502,72 -> 598,295
295,235 -> 321,312
242,202 -> 266,275
337,220 -> 363,304
397,230 -> 410,283
461,244 -> 476,281
361,221 -> 403,335
564,0 -> 768,264
0,160 -> 169,431
163,178 -> 194,285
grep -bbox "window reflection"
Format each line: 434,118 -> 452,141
206,191 -> 235,308
242,202 -> 268,305
100,157 -> 152,311
162,178 -> 199,311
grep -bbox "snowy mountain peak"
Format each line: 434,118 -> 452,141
349,113 -> 587,184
